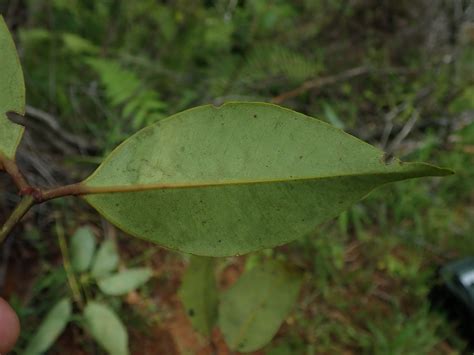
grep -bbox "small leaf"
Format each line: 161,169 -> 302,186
23,298 -> 72,355
83,302 -> 129,355
70,226 -> 96,273
81,103 -> 452,256
219,261 -> 302,352
0,15 -> 26,160
91,240 -> 119,279
323,103 -> 344,129
178,256 -> 218,336
97,267 -> 153,295
61,32 -> 98,54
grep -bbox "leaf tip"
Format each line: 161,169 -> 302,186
399,161 -> 455,178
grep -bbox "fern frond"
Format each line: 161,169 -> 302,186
86,58 -> 166,129
240,44 -> 322,86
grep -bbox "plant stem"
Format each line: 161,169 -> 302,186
56,220 -> 84,308
40,183 -> 88,201
0,152 -> 31,193
0,195 -> 34,243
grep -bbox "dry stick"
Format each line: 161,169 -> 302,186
380,102 -> 409,149
271,66 -> 370,104
385,110 -> 420,155
271,66 -> 416,104
379,87 -> 432,149
24,105 -> 91,151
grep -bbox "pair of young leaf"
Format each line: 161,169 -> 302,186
24,299 -> 128,355
70,227 -> 152,295
1,17 -> 451,257
180,256 -> 303,352
23,227 -> 152,355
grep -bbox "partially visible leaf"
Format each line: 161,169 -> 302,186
70,226 -> 96,273
83,302 -> 129,355
97,267 -> 153,295
323,102 -> 344,129
82,103 -> 452,257
0,15 -> 26,160
219,261 -> 303,352
18,28 -> 50,43
61,32 -> 98,54
267,341 -> 306,355
91,240 -> 119,279
23,298 -> 72,355
178,256 -> 218,336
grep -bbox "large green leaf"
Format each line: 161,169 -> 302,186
178,256 -> 218,336
82,103 -> 452,256
219,261 -> 303,352
0,16 -> 25,160
83,302 -> 129,355
97,267 -> 153,295
23,298 -> 72,355
70,226 -> 96,273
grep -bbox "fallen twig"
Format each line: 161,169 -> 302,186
385,110 -> 420,155
26,105 -> 93,151
271,66 -> 370,104
271,66 -> 417,104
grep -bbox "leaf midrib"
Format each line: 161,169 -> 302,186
82,162 -> 450,195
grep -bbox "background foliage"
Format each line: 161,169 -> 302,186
0,0 -> 473,353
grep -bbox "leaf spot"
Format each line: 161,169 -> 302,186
381,152 -> 395,165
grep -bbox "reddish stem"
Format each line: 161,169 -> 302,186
40,183 -> 87,202
0,153 -> 30,193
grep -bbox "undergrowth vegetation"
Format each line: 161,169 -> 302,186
0,0 -> 473,353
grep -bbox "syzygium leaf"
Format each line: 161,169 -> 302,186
97,267 -> 153,295
0,15 -> 25,160
23,298 -> 72,355
70,226 -> 96,273
81,103 -> 452,256
219,261 -> 303,352
178,256 -> 218,336
83,302 -> 129,355
91,240 -> 119,279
